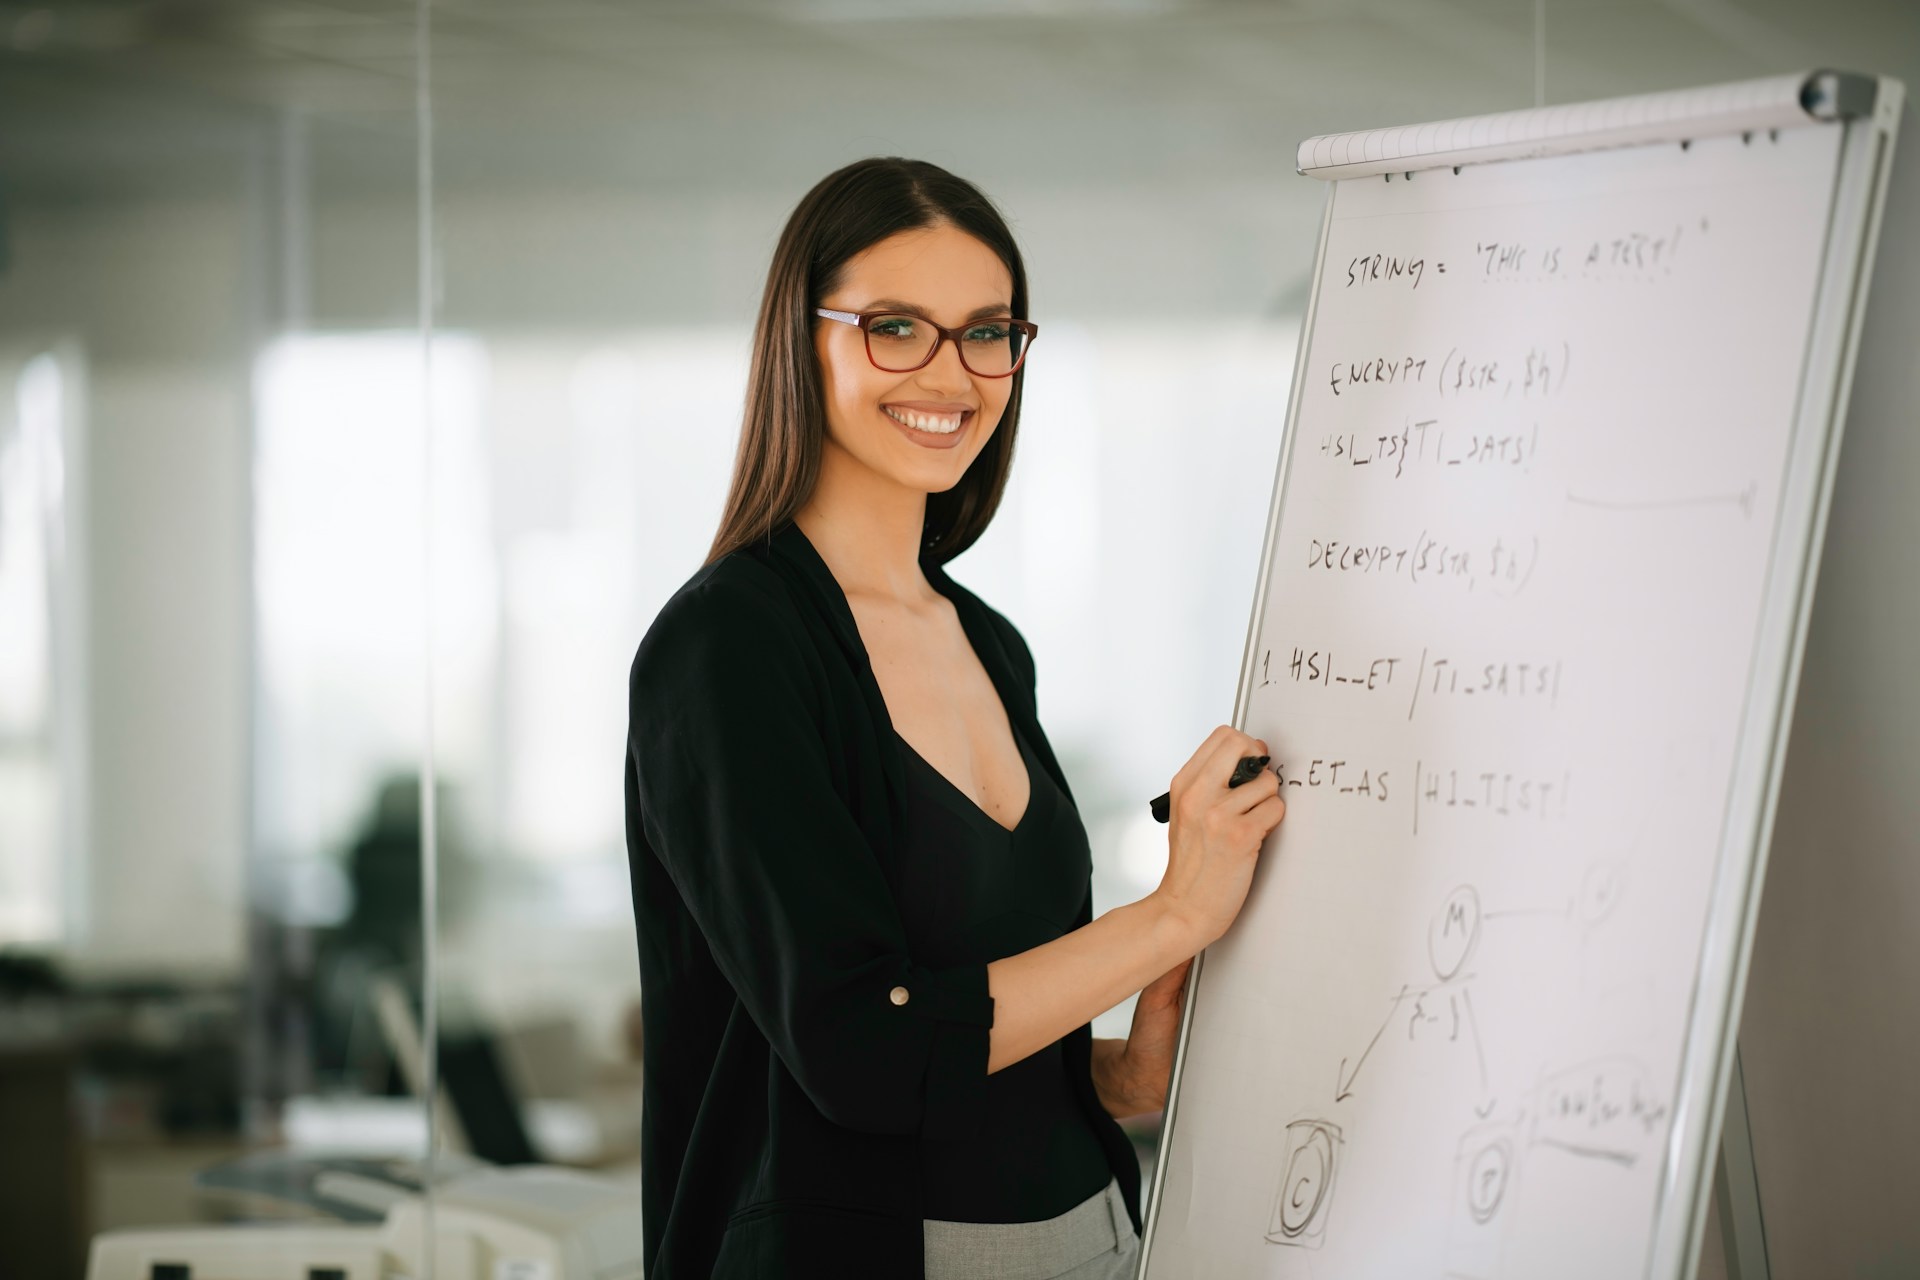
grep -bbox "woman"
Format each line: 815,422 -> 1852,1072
625,157 -> 1285,1279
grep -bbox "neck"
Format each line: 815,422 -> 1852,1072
794,443 -> 934,603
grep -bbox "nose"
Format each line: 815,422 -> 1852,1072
916,334 -> 972,394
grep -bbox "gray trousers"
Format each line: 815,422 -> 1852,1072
923,1178 -> 1141,1280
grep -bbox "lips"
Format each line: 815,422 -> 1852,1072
881,403 -> 975,452
883,404 -> 970,435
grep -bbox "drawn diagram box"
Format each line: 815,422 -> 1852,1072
1266,1119 -> 1342,1248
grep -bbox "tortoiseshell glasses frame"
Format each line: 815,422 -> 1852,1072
814,308 -> 1039,379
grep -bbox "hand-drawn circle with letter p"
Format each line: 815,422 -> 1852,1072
1465,1137 -> 1511,1224
1448,1121 -> 1517,1274
1266,1119 -> 1342,1248
1429,884 -> 1482,981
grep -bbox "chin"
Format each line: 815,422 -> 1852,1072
898,461 -> 976,496
874,436 -> 986,489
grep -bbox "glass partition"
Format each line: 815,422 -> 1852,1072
0,14 -> 436,1279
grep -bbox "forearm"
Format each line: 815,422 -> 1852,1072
985,896 -> 1194,1075
1089,1036 -> 1158,1119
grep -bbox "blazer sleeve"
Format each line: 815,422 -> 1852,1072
629,571 -> 994,1142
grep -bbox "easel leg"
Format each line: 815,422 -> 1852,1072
1714,1047 -> 1771,1280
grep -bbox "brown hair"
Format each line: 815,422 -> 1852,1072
706,157 -> 1030,566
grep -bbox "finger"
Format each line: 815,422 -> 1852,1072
1198,733 -> 1268,805
1227,764 -> 1282,816
1169,957 -> 1193,995
1151,957 -> 1193,992
1243,792 -> 1288,834
1164,960 -> 1194,1012
1199,725 -> 1255,789
1169,724 -> 1237,799
1198,730 -> 1261,786
1142,958 -> 1194,1007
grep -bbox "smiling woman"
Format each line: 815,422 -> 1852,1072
809,225 -> 1021,486
706,159 -> 1035,569
624,158 -> 1286,1279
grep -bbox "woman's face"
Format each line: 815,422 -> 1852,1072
813,222 -> 1017,501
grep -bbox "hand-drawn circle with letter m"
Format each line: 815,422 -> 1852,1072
1266,1119 -> 1342,1248
1429,884 -> 1482,981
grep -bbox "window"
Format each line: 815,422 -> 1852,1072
0,347 -> 83,946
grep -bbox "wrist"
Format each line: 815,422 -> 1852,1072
1138,890 -> 1211,962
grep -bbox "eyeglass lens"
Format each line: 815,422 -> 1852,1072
865,315 -> 1028,376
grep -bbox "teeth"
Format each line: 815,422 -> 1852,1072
885,405 -> 965,435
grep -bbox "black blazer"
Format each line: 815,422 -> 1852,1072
625,522 -> 1142,1278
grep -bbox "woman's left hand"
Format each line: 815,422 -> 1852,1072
1093,958 -> 1192,1119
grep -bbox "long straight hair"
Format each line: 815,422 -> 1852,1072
706,158 -> 1030,567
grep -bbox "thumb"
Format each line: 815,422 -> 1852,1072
1142,958 -> 1193,1006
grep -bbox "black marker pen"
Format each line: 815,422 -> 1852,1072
1151,755 -> 1270,823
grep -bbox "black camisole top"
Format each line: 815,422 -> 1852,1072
893,719 -> 1115,1223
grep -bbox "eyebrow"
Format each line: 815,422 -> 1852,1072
861,298 -> 1014,323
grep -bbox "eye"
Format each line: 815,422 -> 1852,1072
868,316 -> 919,341
963,322 -> 1013,343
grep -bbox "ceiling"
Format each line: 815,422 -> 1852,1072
3,0 -> 1916,197
0,0 -> 1912,331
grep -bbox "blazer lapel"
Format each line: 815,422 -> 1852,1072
764,523 -> 910,808
762,521 -> 1073,819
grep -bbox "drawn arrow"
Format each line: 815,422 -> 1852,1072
1335,984 -> 1411,1102
1565,479 -> 1757,519
1462,987 -> 1490,1095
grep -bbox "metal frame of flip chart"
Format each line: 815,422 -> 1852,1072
1140,70 -> 1903,1280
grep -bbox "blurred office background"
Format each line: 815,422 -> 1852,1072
1,2 -> 1916,1276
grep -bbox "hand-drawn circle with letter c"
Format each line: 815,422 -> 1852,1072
1429,884 -> 1482,981
1466,1138 -> 1511,1224
1278,1125 -> 1336,1237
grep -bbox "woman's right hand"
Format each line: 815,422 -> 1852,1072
1151,725 -> 1287,952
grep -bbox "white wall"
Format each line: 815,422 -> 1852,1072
0,198 -> 258,974
81,363 -> 250,972
1727,102 -> 1920,1279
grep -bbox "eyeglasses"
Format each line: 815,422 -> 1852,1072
815,308 -> 1038,378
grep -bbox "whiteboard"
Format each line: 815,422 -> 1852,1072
1143,74 -> 1900,1280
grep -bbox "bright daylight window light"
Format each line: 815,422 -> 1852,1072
0,353 -> 69,945
253,333 -> 495,916
500,335 -> 745,869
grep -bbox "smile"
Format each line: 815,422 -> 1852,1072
883,405 -> 970,435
